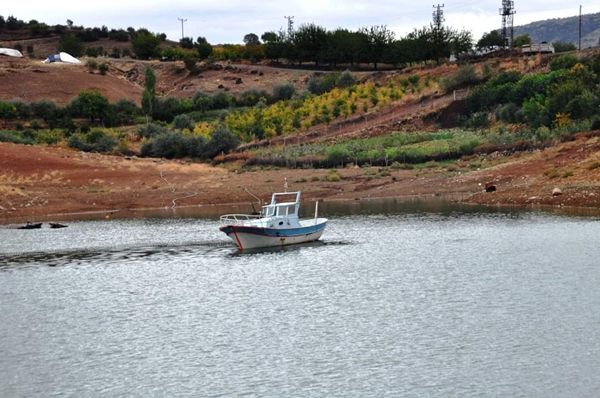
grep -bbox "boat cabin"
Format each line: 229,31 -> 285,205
262,191 -> 301,220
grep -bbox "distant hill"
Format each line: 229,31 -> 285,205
513,12 -> 600,48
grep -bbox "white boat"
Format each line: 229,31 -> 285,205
219,191 -> 327,250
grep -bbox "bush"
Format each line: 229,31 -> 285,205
272,84 -> 296,102
591,118 -> 600,131
495,103 -> 522,124
192,92 -> 214,112
69,90 -> 109,123
211,92 -> 234,109
307,72 -> 340,95
172,114 -> 194,130
553,41 -> 577,53
98,63 -> 109,75
336,70 -> 356,88
326,147 -> 351,167
131,29 -> 161,59
238,89 -> 270,107
183,55 -> 198,73
30,100 -> 60,122
550,54 -> 578,71
137,123 -> 167,138
441,64 -> 480,92
204,126 -> 240,158
152,97 -> 193,122
86,59 -> 98,72
522,96 -> 550,128
58,34 -> 83,57
68,129 -> 117,153
0,102 -> 17,119
0,130 -> 34,145
141,132 -> 206,159
463,112 -> 489,128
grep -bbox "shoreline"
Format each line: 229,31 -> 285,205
2,193 -> 600,227
2,137 -> 600,225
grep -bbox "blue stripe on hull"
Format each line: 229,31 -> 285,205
220,222 -> 326,238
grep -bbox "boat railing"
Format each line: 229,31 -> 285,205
220,214 -> 264,226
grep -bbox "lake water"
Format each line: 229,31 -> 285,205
1,201 -> 600,397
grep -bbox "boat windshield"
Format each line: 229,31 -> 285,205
262,203 -> 297,217
262,206 -> 275,217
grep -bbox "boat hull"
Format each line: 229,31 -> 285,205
220,221 -> 327,250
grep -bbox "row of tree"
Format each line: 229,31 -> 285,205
253,23 -> 472,68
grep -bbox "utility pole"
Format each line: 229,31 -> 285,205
579,5 -> 582,51
177,17 -> 187,40
499,0 -> 516,48
284,16 -> 294,37
432,4 -> 445,30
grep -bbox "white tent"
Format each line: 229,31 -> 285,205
43,52 -> 81,64
0,48 -> 23,57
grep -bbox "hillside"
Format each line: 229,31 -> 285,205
513,12 -> 600,48
0,57 -> 331,106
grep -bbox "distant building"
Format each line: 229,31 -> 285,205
521,42 -> 555,54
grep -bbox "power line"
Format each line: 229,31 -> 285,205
177,17 -> 187,40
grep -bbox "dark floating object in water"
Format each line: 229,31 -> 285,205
18,222 -> 43,230
49,223 -> 68,229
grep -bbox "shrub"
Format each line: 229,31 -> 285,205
550,54 -> 578,71
172,114 -> 194,130
553,41 -> 576,53
238,89 -> 270,107
324,170 -> 342,182
111,100 -> 139,125
326,147 -> 350,167
137,123 -> 168,138
0,130 -> 34,145
58,34 -> 83,57
69,90 -> 109,123
591,118 -> 600,131
522,96 -> 550,128
0,102 -> 17,119
211,92 -> 234,109
30,100 -> 60,121
307,72 -> 340,95
463,112 -> 489,128
441,64 -> 480,92
140,132 -> 206,159
152,97 -> 193,122
68,129 -> 117,153
86,59 -> 98,72
192,92 -> 214,112
131,29 -> 161,59
204,125 -> 240,158
35,130 -> 62,145
495,103 -> 522,123
336,70 -> 356,88
98,63 -> 109,75
272,83 -> 296,102
11,100 -> 31,119
183,55 -> 198,73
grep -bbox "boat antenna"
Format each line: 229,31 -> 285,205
284,178 -> 288,192
243,187 -> 262,213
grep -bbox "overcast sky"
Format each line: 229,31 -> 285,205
4,1 -> 599,43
